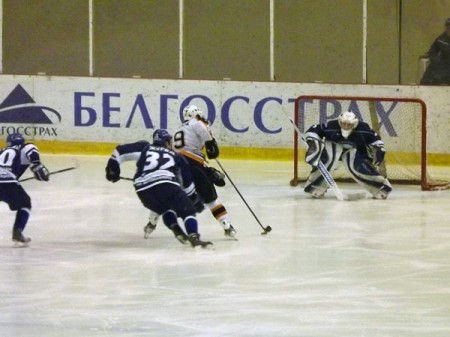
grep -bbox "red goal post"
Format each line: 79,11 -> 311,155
291,95 -> 450,191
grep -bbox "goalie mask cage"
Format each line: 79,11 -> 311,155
291,95 -> 450,191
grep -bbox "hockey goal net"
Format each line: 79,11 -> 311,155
291,95 -> 450,191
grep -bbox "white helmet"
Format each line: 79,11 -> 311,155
183,105 -> 204,122
338,111 -> 359,138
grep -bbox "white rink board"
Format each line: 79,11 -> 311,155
0,75 -> 448,154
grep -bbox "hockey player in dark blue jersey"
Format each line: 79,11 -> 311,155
0,133 -> 49,246
304,111 -> 392,199
105,129 -> 213,248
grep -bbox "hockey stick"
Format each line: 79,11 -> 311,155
215,159 -> 272,235
19,166 -> 77,182
283,113 -> 366,201
120,176 -> 133,181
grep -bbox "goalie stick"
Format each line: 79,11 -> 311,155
283,112 -> 366,201
215,159 -> 272,235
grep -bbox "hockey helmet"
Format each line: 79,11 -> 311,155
6,133 -> 25,147
338,111 -> 359,138
152,129 -> 172,147
183,105 -> 204,122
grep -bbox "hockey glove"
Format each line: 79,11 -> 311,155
305,139 -> 323,167
207,167 -> 226,187
31,164 -> 50,181
105,158 -> 121,183
205,139 -> 219,159
373,145 -> 386,166
189,192 -> 205,213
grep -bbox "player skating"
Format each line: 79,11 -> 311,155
303,110 -> 392,199
105,129 -> 212,249
173,105 -> 237,237
144,105 -> 237,240
0,133 -> 50,247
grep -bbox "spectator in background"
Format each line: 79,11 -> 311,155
420,18 -> 450,85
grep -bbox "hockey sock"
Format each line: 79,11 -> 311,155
183,216 -> 198,235
206,201 -> 228,221
13,208 -> 30,232
162,210 -> 178,228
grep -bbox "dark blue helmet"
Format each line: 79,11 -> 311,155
152,129 -> 172,147
6,133 -> 25,147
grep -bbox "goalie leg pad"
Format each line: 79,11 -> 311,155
342,150 -> 393,198
304,168 -> 328,196
305,138 -> 324,167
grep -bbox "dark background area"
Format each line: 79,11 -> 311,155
3,0 -> 448,84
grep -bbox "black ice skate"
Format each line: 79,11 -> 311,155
170,224 -> 188,245
12,229 -> 31,247
188,233 -> 213,249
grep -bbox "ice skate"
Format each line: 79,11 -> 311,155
188,233 -> 213,249
221,220 -> 237,239
12,229 -> 31,248
373,185 -> 392,200
144,213 -> 159,239
170,224 -> 188,245
143,221 -> 157,239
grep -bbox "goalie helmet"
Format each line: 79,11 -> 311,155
338,111 -> 359,138
152,129 -> 172,148
183,105 -> 204,122
6,133 -> 25,147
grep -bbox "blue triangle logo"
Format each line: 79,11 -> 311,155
0,84 -> 61,124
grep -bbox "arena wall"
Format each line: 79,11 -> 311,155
0,75 -> 448,164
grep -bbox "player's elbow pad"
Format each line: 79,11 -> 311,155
205,139 -> 219,159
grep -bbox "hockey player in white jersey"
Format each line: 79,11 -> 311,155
304,111 -> 392,199
0,133 -> 50,246
143,105 -> 236,239
173,105 -> 236,237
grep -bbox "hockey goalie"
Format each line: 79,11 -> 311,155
303,110 -> 393,199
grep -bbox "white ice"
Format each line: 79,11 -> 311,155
1,154 -> 450,337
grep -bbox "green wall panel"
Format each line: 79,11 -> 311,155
3,0 -> 89,76
2,0 -> 450,85
94,0 -> 179,79
183,0 -> 270,81
276,0 -> 363,83
401,0 -> 450,84
366,0 -> 400,84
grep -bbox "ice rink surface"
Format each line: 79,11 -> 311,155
1,154 -> 450,337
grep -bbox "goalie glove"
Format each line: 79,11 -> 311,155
305,138 -> 323,167
205,138 -> 219,159
31,164 -> 50,181
189,192 -> 204,213
105,158 -> 121,183
372,145 -> 386,167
